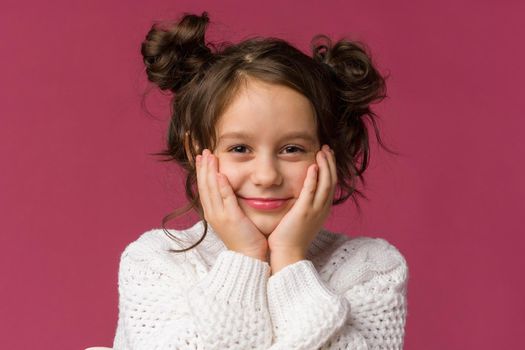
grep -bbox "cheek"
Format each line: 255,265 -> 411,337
285,163 -> 313,195
217,159 -> 242,189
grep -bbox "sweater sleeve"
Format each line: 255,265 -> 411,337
112,241 -> 273,350
266,237 -> 408,350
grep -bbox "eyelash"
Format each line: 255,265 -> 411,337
227,145 -> 305,154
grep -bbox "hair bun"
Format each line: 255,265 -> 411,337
312,34 -> 386,110
141,11 -> 214,92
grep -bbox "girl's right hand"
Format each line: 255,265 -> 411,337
196,149 -> 268,262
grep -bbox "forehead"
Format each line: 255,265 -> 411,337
216,78 -> 318,142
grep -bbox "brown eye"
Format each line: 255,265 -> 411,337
228,145 -> 249,153
282,145 -> 305,154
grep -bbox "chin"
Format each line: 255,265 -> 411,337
250,215 -> 280,235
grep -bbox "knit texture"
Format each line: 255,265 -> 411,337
112,220 -> 409,349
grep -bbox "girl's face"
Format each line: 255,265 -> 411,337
212,77 -> 320,235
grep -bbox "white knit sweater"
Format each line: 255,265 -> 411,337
112,220 -> 408,350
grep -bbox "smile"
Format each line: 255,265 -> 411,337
239,197 -> 291,211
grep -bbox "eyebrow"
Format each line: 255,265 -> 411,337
218,131 -> 317,144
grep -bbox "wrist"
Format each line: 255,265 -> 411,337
270,250 -> 306,274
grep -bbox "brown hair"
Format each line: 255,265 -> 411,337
140,11 -> 397,252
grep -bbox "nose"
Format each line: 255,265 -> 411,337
250,155 -> 282,187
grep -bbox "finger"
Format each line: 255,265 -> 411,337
325,146 -> 338,185
216,172 -> 241,213
197,149 -> 213,217
313,148 -> 332,208
205,152 -> 224,212
323,146 -> 338,203
296,163 -> 318,209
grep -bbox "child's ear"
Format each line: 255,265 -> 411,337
184,131 -> 201,167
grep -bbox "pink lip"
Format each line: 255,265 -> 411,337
239,197 -> 291,211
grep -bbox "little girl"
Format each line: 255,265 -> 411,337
112,11 -> 408,350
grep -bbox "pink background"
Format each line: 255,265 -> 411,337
1,1 -> 524,349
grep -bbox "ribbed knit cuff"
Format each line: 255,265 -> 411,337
195,250 -> 270,306
268,260 -> 338,306
267,260 -> 346,336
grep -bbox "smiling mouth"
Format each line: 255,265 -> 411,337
239,197 -> 290,201
239,197 -> 291,211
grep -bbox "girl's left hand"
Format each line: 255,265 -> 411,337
267,144 -> 337,267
